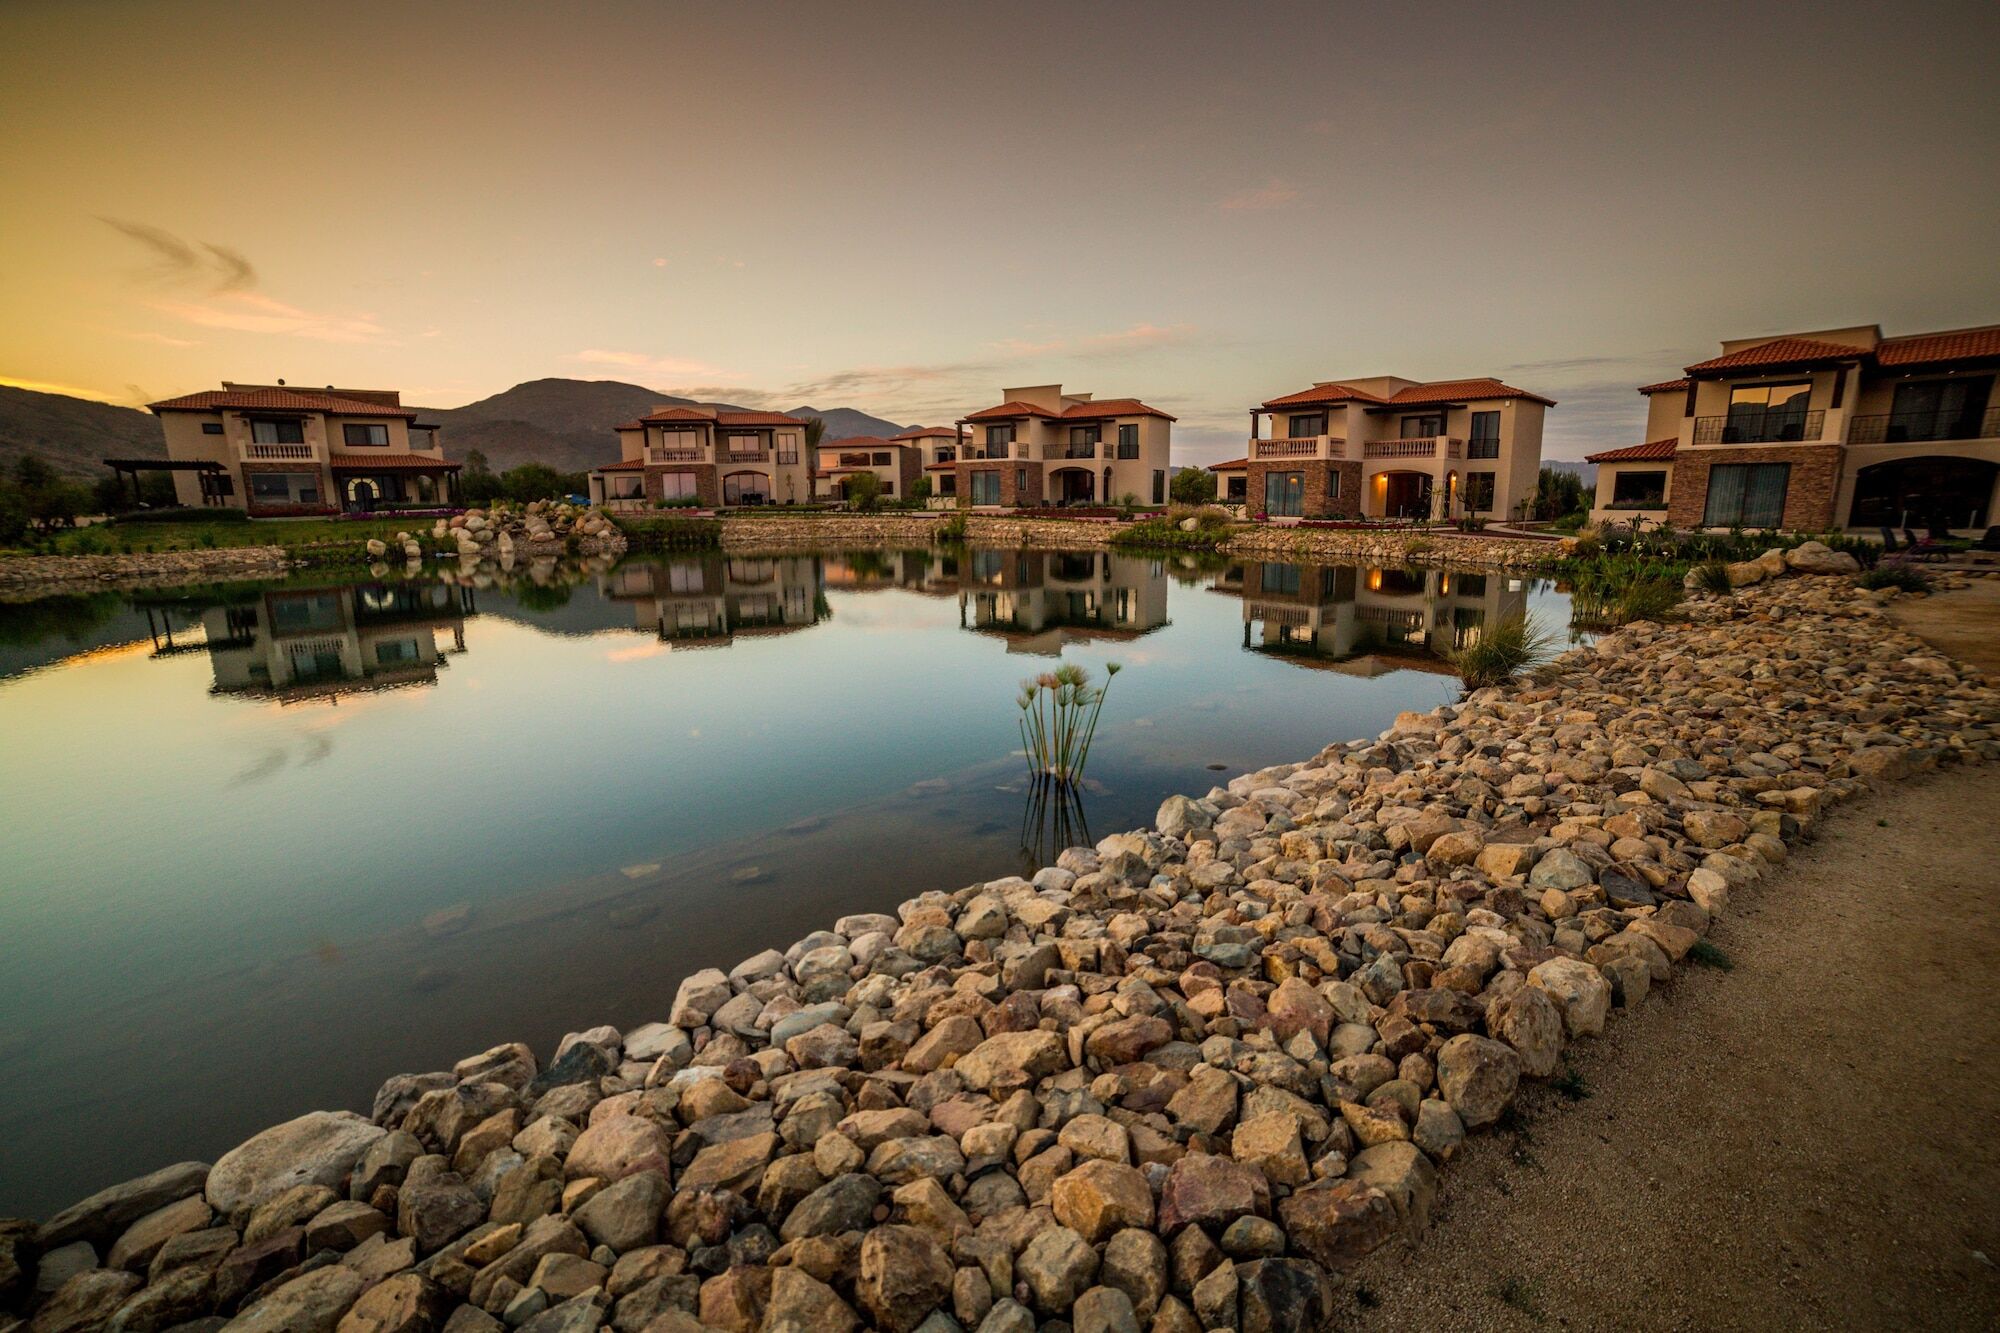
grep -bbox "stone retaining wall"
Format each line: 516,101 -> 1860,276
0,547 -> 292,600
1223,527 -> 1566,571
7,568 -> 1995,1333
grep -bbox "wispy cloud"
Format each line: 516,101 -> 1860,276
1218,179 -> 1300,212
151,292 -> 390,344
571,348 -> 737,380
100,218 -> 256,292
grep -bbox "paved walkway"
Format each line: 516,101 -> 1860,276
1343,764 -> 2000,1330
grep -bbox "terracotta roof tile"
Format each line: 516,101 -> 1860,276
716,411 -> 807,426
1057,398 -> 1177,421
149,388 -> 417,417
1684,337 -> 1868,373
1207,457 -> 1248,471
593,459 -> 648,472
1260,383 -> 1388,409
963,399 -> 1057,421
1636,378 -> 1689,394
1387,378 -> 1556,407
1875,326 -> 2000,367
328,453 -> 458,469
892,426 -> 958,440
1584,438 -> 1678,464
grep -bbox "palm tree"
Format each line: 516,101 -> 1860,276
803,417 -> 826,499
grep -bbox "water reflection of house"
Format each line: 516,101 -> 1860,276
821,549 -> 960,596
191,582 -> 474,701
599,555 -> 825,645
1223,560 -> 1528,675
958,549 -> 1169,654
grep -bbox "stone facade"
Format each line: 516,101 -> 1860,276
1665,445 -> 1843,531
955,461 -> 1045,509
640,465 -> 721,508
1244,460 -> 1361,519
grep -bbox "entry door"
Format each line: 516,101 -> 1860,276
1264,470 -> 1304,518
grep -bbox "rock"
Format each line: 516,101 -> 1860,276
1528,958 -> 1614,1038
1527,847 -> 1594,891
1157,1154 -> 1268,1234
762,1266 -> 859,1333
1230,1114 -> 1309,1187
570,1171 -> 666,1252
1072,1285 -> 1141,1333
1435,1034 -> 1520,1128
1015,1226 -> 1098,1314
1097,1229 -> 1168,1321
855,1226 -> 953,1333
667,969 -> 732,1027
333,1271 -> 449,1333
1487,985 -> 1565,1078
1050,1160 -> 1154,1243
106,1194 -> 213,1271
1279,1178 -> 1398,1269
953,1032 -> 1066,1093
244,1184 -> 338,1246
207,1114 -> 386,1221
1345,1141 -> 1438,1232
225,1265 -> 367,1333
780,1174 -> 881,1241
1783,540 -> 1860,574
1234,1258 -> 1332,1333
38,1162 -> 210,1248
30,1269 -> 142,1333
565,1117 -> 672,1183
396,1171 -> 485,1254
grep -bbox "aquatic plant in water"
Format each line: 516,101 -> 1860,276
1017,662 -> 1120,785
1448,613 -> 1555,690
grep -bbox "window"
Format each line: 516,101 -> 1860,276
1067,425 -> 1099,457
1326,469 -> 1341,498
987,423 -> 1015,456
658,429 -> 702,457
1118,424 -> 1139,459
1724,382 -> 1812,442
935,446 -> 956,464
1884,377 -> 1991,442
882,479 -> 895,496
1464,471 -> 1496,511
1152,469 -> 1166,505
667,561 -> 704,592
838,452 -> 871,468
248,471 -> 319,504
1702,462 -> 1789,528
609,476 -> 644,500
725,434 -> 761,457
660,472 -> 697,500
343,423 -> 390,447
1015,468 -> 1028,498
1287,413 -> 1326,439
1264,470 -> 1304,517
723,473 -> 768,504
251,419 -> 305,444
1225,474 -> 1247,501
375,638 -> 421,665
970,470 -> 1001,505
201,421 -> 224,435
1609,470 -> 1667,507
872,452 -> 891,466
937,473 -> 956,497
775,432 -> 800,464
1260,563 -> 1302,595
1399,413 -> 1444,438
1468,411 -> 1500,458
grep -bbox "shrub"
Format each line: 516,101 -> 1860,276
1448,613 -> 1556,689
1612,578 -> 1684,624
1858,564 -> 1932,593
1169,467 -> 1217,505
614,516 -> 721,550
843,472 -> 884,512
935,512 -> 968,544
1694,559 -> 1734,594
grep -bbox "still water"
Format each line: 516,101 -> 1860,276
0,546 -> 1567,1214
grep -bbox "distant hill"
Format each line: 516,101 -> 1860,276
0,385 -> 165,480
0,378 -> 912,483
420,379 -> 909,474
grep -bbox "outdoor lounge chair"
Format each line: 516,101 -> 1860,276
1901,525 -> 1950,562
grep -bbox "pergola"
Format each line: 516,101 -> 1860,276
101,457 -> 231,507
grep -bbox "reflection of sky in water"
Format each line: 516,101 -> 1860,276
0,551 -> 1567,1215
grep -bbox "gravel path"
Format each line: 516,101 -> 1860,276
1341,763 -> 2000,1330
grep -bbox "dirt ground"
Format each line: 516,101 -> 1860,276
1887,577 -> 2000,676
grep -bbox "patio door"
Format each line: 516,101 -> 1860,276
1264,470 -> 1304,518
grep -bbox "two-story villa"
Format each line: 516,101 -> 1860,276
133,384 -> 457,516
588,406 -> 811,508
1588,322 -> 2000,533
813,436 -> 921,502
897,427 -> 962,504
1243,376 -> 1553,521
954,385 -> 1175,509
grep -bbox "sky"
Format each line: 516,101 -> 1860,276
2,0 -> 1997,465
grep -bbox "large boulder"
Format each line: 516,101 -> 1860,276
854,1225 -> 952,1333
1528,958 -> 1613,1038
207,1114 -> 386,1221
1435,1034 -> 1521,1128
226,1264 -> 367,1333
37,1162 -> 210,1248
1277,1179 -> 1398,1269
1050,1160 -> 1155,1243
953,1031 -> 1067,1092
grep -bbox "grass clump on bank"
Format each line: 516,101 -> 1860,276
1108,505 -> 1234,551
613,515 -> 721,551
1858,564 -> 1932,593
1448,612 -> 1556,689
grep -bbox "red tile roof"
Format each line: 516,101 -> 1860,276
1260,383 -> 1388,409
1057,398 -> 1177,421
1684,337 -> 1868,373
716,411 -> 807,426
593,460 -> 648,472
893,426 -> 958,440
624,407 -> 807,427
1208,457 -> 1248,471
149,388 -> 417,417
328,453 -> 459,469
1875,325 -> 2000,367
1636,378 -> 1689,394
923,461 -> 958,471
963,400 -> 1057,421
1387,378 -> 1556,407
1584,438 -> 1678,464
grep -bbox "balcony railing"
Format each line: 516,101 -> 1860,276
1057,443 -> 1098,459
1466,437 -> 1501,459
243,442 -> 316,460
1847,406 -> 2000,445
1253,436 -> 1345,459
1365,437 -> 1462,459
725,449 -> 768,462
648,448 -> 702,462
1692,410 -> 1826,444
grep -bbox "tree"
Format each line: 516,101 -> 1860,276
909,476 -> 932,506
1532,466 -> 1586,521
500,463 -> 566,503
457,449 -> 503,504
7,455 -> 87,534
1170,466 -> 1217,505
843,471 -> 884,511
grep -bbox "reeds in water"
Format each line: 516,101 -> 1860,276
1447,613 -> 1555,689
1017,662 -> 1120,785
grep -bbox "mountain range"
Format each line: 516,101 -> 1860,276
0,379 -> 912,481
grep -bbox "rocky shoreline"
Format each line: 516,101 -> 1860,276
5,565 -> 1996,1333
0,548 -> 294,601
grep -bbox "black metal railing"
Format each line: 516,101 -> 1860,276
1466,438 -> 1501,459
1692,409 -> 1825,444
1058,443 -> 1097,459
1847,406 -> 2000,445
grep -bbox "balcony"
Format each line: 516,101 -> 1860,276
1847,406 -> 2000,445
242,442 -> 317,461
1692,410 -> 1826,445
1056,443 -> 1098,459
648,448 -> 703,462
724,449 -> 768,463
1364,437 -> 1462,460
1253,436 -> 1345,460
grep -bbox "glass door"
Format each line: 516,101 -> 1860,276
1264,470 -> 1304,518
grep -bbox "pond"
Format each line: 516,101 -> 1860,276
0,545 -> 1570,1215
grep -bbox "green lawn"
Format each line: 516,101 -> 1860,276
16,516 -> 431,556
